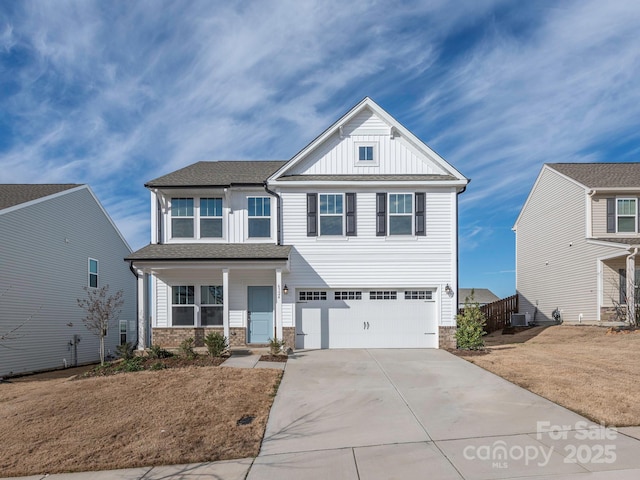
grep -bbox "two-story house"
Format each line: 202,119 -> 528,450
0,184 -> 135,377
127,98 -> 468,350
514,163 -> 640,324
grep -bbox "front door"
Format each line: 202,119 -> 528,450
248,286 -> 273,343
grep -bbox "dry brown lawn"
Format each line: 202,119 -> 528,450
0,366 -> 281,477
455,325 -> 640,426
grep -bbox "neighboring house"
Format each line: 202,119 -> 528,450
514,163 -> 640,324
127,97 -> 468,350
0,184 -> 136,377
458,288 -> 500,310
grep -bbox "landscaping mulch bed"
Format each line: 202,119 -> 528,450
81,355 -> 228,378
259,355 -> 288,363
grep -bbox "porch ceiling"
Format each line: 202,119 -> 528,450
126,243 -> 292,262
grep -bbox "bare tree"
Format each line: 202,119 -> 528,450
77,285 -> 124,365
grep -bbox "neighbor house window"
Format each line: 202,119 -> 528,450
171,198 -> 194,238
172,286 -> 195,326
201,286 -> 223,326
200,198 -> 223,238
319,194 -> 343,235
389,194 -> 413,235
359,145 -> 374,161
248,197 -> 271,237
88,258 -> 98,288
119,320 -> 127,345
617,199 -> 637,233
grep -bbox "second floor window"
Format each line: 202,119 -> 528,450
389,194 -> 413,235
171,198 -> 194,238
248,197 -> 271,238
200,198 -> 223,238
319,194 -> 344,235
618,199 -> 637,233
88,258 -> 98,288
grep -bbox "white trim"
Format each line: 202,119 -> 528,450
388,192 -> 414,236
276,269 -> 283,340
88,257 -> 99,288
615,197 -> 637,233
587,239 -> 640,249
222,269 -> 229,339
354,141 -> 379,167
268,179 -> 468,188
318,192 -> 345,237
246,196 -> 274,241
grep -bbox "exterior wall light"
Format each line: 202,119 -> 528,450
445,284 -> 453,296
283,284 -> 289,295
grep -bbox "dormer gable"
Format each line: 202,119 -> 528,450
269,97 -> 467,187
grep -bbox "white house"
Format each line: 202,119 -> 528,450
0,184 -> 136,377
127,98 -> 468,350
514,163 -> 640,324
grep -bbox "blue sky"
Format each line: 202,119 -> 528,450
2,1 -> 640,298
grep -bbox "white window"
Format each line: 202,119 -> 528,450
355,143 -> 377,165
171,198 -> 194,238
119,320 -> 127,345
335,291 -> 362,300
405,290 -> 432,300
617,198 -> 637,233
319,194 -> 344,235
88,258 -> 98,288
248,197 -> 271,238
299,291 -> 327,301
201,286 -> 223,326
359,146 -> 374,161
370,291 -> 397,300
172,286 -> 195,326
389,194 -> 413,235
200,198 -> 223,238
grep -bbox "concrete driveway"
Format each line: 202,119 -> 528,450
248,349 -> 640,480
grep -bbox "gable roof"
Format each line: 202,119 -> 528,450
268,97 -> 468,187
547,163 -> 640,189
145,161 -> 288,188
0,184 -> 81,210
459,288 -> 500,305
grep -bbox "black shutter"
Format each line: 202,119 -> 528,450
346,193 -> 356,236
376,193 -> 387,236
415,192 -> 426,236
607,198 -> 615,233
307,193 -> 317,237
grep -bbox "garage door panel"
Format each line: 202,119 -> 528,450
296,289 -> 438,349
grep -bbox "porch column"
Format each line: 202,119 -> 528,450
223,268 -> 230,340
136,269 -> 147,350
627,253 -> 636,324
275,268 -> 283,340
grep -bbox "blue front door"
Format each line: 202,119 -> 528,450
248,286 -> 273,343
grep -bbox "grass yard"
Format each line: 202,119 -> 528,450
0,365 -> 281,477
455,325 -> 640,426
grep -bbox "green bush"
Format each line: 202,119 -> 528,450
204,331 -> 228,357
150,361 -> 166,371
115,342 -> 135,360
455,290 -> 487,350
178,337 -> 196,359
117,356 -> 144,372
147,344 -> 173,359
268,337 -> 286,355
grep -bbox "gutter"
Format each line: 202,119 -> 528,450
263,182 -> 282,245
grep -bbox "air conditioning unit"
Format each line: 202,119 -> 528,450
510,313 -> 528,327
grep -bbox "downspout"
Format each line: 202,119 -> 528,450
263,182 -> 282,245
456,184 -> 468,312
128,261 -> 140,350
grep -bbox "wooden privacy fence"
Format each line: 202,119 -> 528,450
459,294 -> 519,334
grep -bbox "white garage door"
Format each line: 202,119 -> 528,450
295,289 -> 438,349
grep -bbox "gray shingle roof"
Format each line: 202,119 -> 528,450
277,174 -> 458,182
126,243 -> 292,261
0,184 -> 81,210
145,161 -> 288,188
548,163 -> 640,189
459,288 -> 500,305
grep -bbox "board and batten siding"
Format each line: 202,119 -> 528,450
0,187 -> 135,377
280,187 -> 458,326
516,168 -> 624,323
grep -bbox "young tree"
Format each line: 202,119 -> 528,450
77,285 -> 124,365
455,289 -> 487,350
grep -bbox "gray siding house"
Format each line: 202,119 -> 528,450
0,185 -> 136,377
514,163 -> 640,324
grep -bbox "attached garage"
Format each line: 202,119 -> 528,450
295,289 -> 438,349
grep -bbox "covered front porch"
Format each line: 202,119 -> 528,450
600,248 -> 640,323
126,243 -> 293,349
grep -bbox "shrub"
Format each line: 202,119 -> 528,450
178,337 -> 196,359
268,337 -> 286,355
117,357 -> 144,372
148,344 -> 173,359
455,290 -> 487,350
204,332 -> 228,357
115,342 -> 135,360
150,361 -> 166,371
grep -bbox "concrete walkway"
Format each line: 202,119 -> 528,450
5,349 -> 640,479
